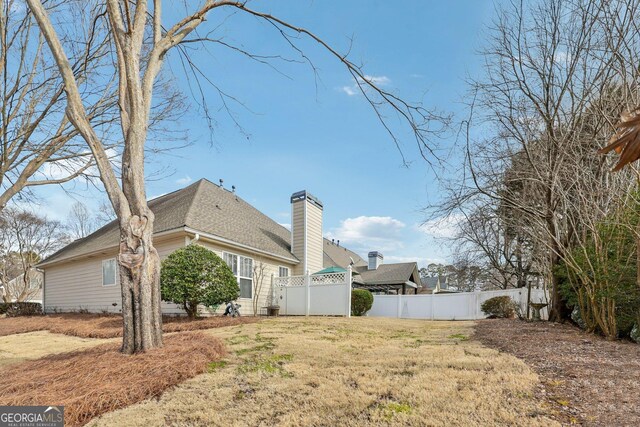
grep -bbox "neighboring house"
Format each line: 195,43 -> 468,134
419,276 -> 458,294
352,252 -> 420,295
1,269 -> 43,304
38,178 -> 421,315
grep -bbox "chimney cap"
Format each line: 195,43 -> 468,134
368,251 -> 384,259
290,190 -> 323,209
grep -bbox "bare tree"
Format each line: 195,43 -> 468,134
252,260 -> 267,317
436,0 -> 640,321
66,201 -> 97,239
0,207 -> 68,302
28,0 -> 445,353
0,1 -> 120,211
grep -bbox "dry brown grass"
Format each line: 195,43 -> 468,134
0,313 -> 258,339
0,332 -> 226,427
91,317 -> 558,427
0,331 -> 112,368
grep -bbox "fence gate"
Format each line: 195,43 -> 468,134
272,267 -> 352,316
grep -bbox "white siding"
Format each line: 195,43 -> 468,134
43,233 -> 296,317
197,240 -> 295,316
44,236 -> 186,314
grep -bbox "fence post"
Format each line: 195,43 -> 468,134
397,292 -> 402,318
474,290 -> 480,319
305,270 -> 311,316
346,266 -> 352,318
430,293 -> 434,320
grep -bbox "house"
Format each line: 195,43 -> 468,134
352,252 -> 420,295
0,269 -> 43,304
38,179 -> 421,315
419,276 -> 458,294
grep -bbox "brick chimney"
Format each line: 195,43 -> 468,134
291,191 -> 323,275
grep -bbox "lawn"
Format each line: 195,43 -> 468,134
0,316 -> 557,426
89,317 -> 555,426
0,331 -> 112,368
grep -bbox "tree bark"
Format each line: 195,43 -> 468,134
118,213 -> 163,354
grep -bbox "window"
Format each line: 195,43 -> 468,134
223,252 -> 253,299
102,259 -> 118,287
278,266 -> 290,277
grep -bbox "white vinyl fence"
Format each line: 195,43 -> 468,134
368,288 -> 549,320
272,267 -> 352,317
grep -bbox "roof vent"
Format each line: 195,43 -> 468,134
219,178 -> 224,188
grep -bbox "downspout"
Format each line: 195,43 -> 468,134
36,267 -> 45,313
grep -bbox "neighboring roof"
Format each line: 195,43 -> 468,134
323,239 -> 367,269
355,262 -> 419,285
40,179 -> 297,266
421,276 -> 449,289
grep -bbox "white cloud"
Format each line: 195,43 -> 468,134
340,86 -> 358,96
279,223 -> 291,231
326,215 -> 405,252
418,214 -> 464,240
361,75 -> 390,86
37,148 -> 119,185
40,154 -> 92,181
339,75 -> 391,97
176,175 -> 192,185
554,50 -> 571,64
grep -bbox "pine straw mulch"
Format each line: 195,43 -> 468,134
0,313 -> 258,338
474,319 -> 640,426
0,332 -> 226,426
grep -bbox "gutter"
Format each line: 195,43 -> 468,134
38,225 -> 300,269
184,227 -> 299,264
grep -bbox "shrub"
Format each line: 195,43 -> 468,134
0,302 -> 43,317
351,289 -> 373,316
556,207 -> 640,339
480,296 -> 517,319
160,244 -> 239,318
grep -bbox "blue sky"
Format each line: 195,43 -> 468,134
31,1 -> 500,267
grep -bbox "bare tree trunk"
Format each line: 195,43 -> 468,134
118,214 -> 163,353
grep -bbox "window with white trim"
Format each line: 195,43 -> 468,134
102,259 -> 118,287
278,266 -> 289,277
223,252 -> 253,298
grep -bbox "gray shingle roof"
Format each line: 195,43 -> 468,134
40,179 -> 297,265
355,262 -> 419,285
40,179 -> 415,281
323,239 -> 367,269
421,276 -> 449,289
